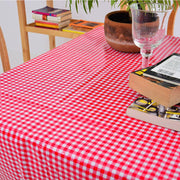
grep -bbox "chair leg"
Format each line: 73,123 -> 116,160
17,0 -> 30,62
0,27 -> 11,72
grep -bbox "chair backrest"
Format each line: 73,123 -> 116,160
0,27 -> 10,72
120,1 -> 179,36
167,0 -> 179,35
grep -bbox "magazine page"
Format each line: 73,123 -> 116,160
143,53 -> 180,85
151,55 -> 180,79
128,97 -> 180,120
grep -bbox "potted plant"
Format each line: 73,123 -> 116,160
67,0 -> 179,53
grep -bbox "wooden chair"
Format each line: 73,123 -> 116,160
121,1 -> 179,36
0,27 -> 11,72
167,1 -> 179,35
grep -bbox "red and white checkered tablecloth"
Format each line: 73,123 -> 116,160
1,27 -> 180,180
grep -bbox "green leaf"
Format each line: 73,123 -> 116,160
111,0 -> 115,6
88,0 -> 93,12
67,0 -> 180,13
67,0 -> 72,10
95,0 -> 99,7
75,0 -> 79,13
82,0 -> 88,13
173,0 -> 180,10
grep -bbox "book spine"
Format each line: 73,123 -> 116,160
32,13 -> 43,21
35,20 -> 59,26
35,22 -> 59,29
35,20 -> 70,29
48,14 -> 71,22
62,29 -> 85,35
32,13 -> 72,23
32,11 -> 57,17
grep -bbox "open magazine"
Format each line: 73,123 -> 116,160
143,53 -> 180,86
126,96 -> 180,131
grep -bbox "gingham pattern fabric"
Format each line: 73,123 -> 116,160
0,27 -> 180,180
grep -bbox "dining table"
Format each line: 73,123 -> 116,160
1,26 -> 180,180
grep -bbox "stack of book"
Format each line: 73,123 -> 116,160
32,6 -> 72,30
126,53 -> 180,131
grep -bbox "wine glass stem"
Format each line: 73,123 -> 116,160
141,49 -> 153,68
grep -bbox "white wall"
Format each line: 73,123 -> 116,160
0,0 -> 180,73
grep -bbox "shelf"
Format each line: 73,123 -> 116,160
16,0 -> 86,62
26,23 -> 82,39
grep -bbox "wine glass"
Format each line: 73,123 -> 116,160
130,3 -> 172,68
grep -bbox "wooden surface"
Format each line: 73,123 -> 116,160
17,0 -> 30,62
46,0 -> 55,50
26,23 -> 82,38
0,27 -> 11,72
167,0 -> 179,36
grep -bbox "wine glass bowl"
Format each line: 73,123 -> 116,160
130,3 -> 172,68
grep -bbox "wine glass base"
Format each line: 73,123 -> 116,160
141,49 -> 153,68
142,57 -> 149,68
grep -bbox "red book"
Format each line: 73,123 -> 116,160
35,20 -> 70,29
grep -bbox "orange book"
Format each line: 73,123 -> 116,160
69,20 -> 103,29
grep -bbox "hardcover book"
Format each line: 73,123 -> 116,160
126,96 -> 180,131
32,13 -> 72,23
143,53 -> 180,86
32,6 -> 71,17
129,66 -> 180,107
35,20 -> 70,29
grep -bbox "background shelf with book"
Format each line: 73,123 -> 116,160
31,6 -> 104,32
126,53 -> 180,131
17,0 -> 104,62
62,20 -> 104,34
32,6 -> 72,29
69,20 -> 103,31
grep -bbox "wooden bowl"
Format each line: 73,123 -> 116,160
104,10 -> 140,53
